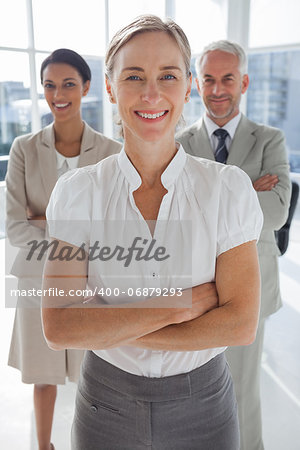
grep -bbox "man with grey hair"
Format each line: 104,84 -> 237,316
177,40 -> 291,450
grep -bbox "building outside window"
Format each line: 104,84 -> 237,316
247,50 -> 300,172
247,0 -> 300,173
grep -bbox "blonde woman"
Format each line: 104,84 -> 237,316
43,17 -> 263,449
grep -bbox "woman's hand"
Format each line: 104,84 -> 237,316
27,207 -> 46,229
126,241 -> 260,351
173,283 -> 219,324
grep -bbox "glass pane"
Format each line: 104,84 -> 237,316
247,50 -> 300,173
109,0 -> 165,39
175,0 -> 226,54
36,53 -> 50,96
82,57 -> 104,133
0,0 -> 28,48
35,52 -> 52,128
32,0 -> 106,55
182,56 -> 205,128
0,51 -> 31,180
36,53 -> 104,133
249,0 -> 300,48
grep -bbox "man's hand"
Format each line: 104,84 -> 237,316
253,174 -> 278,191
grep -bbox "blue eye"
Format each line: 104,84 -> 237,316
65,82 -> 76,87
127,75 -> 141,80
163,74 -> 175,80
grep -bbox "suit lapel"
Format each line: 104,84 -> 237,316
188,119 -> 215,161
37,122 -> 100,199
78,121 -> 99,168
37,124 -> 58,199
227,115 -> 257,166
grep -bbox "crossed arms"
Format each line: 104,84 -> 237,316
252,129 -> 291,230
42,238 -> 260,352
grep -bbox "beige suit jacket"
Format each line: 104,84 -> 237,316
176,114 -> 291,318
6,121 -> 122,277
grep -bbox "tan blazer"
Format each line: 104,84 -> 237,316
6,121 -> 122,276
176,114 -> 291,318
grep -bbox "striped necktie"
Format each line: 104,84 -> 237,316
213,128 -> 229,164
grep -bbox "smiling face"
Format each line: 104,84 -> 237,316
106,31 -> 191,145
196,50 -> 249,127
42,63 -> 90,124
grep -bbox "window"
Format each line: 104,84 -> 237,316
32,0 -> 106,55
247,50 -> 300,173
182,57 -> 205,128
1,0 -> 300,177
0,51 -> 31,165
249,0 -> 300,48
108,0 -> 165,39
175,0 -> 226,54
175,0 -> 226,128
0,0 -> 28,48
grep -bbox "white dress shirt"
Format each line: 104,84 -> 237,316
204,113 -> 242,156
47,145 -> 263,378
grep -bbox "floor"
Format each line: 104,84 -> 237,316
0,222 -> 299,450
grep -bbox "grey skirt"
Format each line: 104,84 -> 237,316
71,351 -> 240,450
8,277 -> 84,385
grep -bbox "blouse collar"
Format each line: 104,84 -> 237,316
117,143 -> 187,191
55,149 -> 80,170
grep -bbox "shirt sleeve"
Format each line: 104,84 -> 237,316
217,165 -> 263,257
46,168 -> 92,248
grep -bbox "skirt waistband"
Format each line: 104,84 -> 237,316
81,351 -> 227,402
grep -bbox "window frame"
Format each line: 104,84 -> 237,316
0,0 -> 299,162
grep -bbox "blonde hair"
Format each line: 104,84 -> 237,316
105,14 -> 191,79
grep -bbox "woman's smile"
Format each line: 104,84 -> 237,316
52,102 -> 71,112
134,110 -> 169,121
43,63 -> 89,123
106,31 -> 191,144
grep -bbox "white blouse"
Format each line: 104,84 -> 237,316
46,145 -> 263,377
55,149 -> 80,178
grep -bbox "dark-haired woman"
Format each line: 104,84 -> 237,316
6,48 -> 121,450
